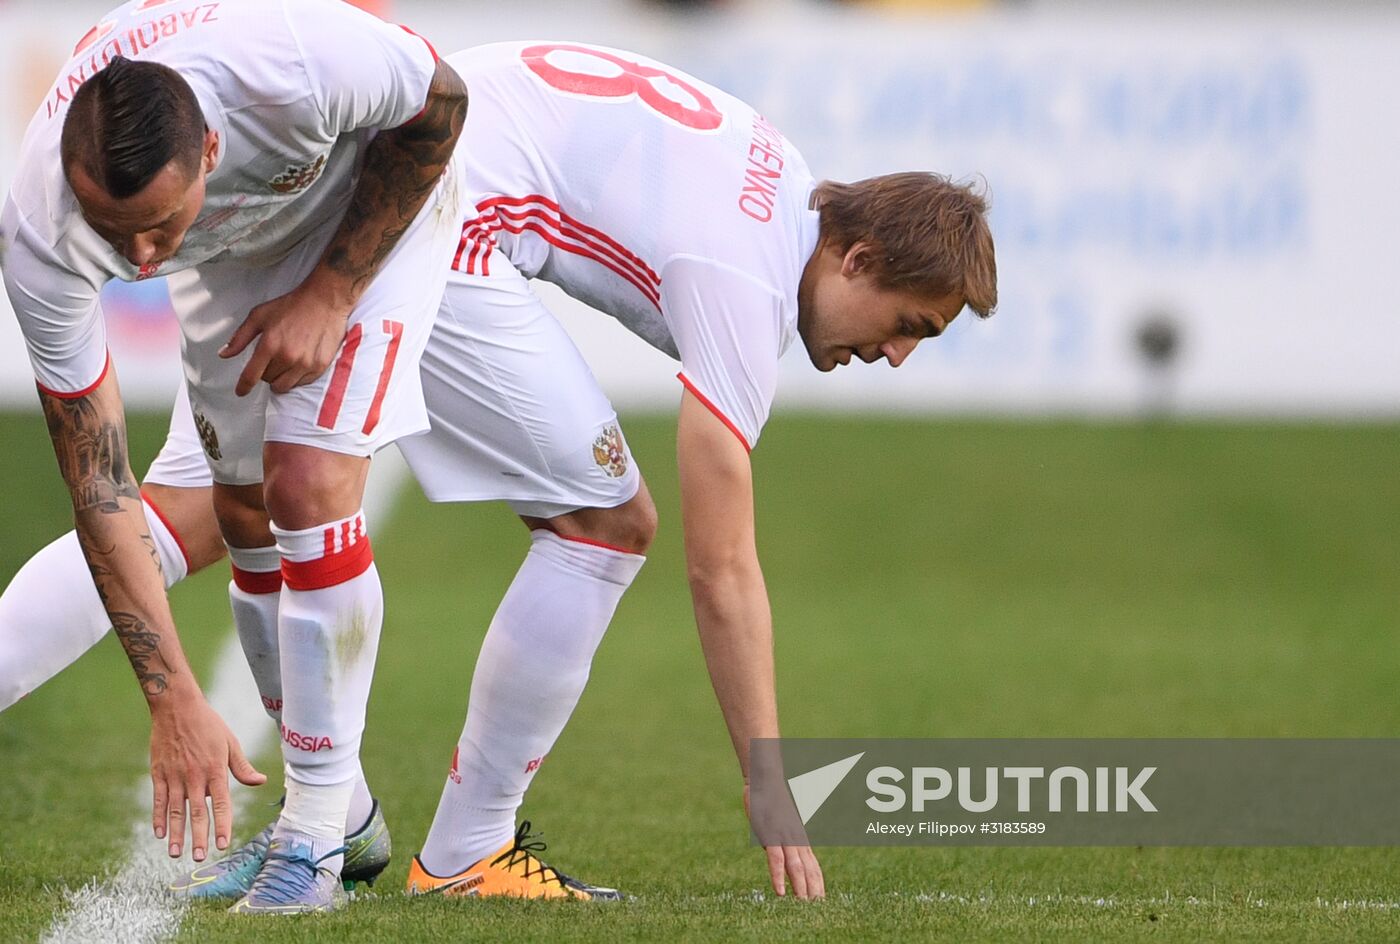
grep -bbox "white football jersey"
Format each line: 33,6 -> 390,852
1,0 -> 438,397
446,42 -> 821,450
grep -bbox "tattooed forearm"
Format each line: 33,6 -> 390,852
41,386 -> 178,702
111,611 -> 171,696
42,394 -> 141,512
321,58 -> 468,298
76,526 -> 165,606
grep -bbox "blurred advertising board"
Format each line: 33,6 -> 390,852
1,2 -> 1395,417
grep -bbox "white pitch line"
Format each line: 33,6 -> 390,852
706,889 -> 1400,914
42,452 -> 408,944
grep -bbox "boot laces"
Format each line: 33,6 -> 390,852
249,843 -> 346,904
490,821 -> 569,888
216,824 -> 274,871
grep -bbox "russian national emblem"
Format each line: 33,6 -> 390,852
269,154 -> 327,194
193,410 -> 222,461
592,424 -> 628,478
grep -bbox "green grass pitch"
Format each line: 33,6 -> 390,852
1,409 -> 1397,942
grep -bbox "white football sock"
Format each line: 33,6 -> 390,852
280,777 -> 355,868
419,530 -> 644,875
227,544 -> 284,723
0,497 -> 188,711
271,509 -> 384,874
347,774 -> 374,835
224,543 -> 376,837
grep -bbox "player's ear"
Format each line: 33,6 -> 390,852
201,129 -> 219,173
842,241 -> 874,278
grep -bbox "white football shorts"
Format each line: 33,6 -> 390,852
143,381 -> 215,489
165,165 -> 465,485
146,246 -> 640,519
397,246 -> 641,518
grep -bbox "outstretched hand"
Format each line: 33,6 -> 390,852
744,781 -> 826,899
150,696 -> 266,861
220,282 -> 351,396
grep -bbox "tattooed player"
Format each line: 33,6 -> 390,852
0,0 -> 466,914
1,42 -> 995,904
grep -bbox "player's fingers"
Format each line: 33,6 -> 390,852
235,344 -> 275,397
219,310 -> 264,359
166,782 -> 187,858
269,366 -> 306,395
785,846 -> 810,900
152,776 -> 168,840
186,778 -> 210,862
210,776 -> 234,851
800,847 -> 826,899
259,350 -> 307,394
291,364 -> 328,391
228,735 -> 267,787
766,845 -> 786,897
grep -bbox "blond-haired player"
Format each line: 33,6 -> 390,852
0,41 -> 995,903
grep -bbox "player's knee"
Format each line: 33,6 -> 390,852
534,483 -> 657,555
594,486 -> 657,555
213,483 -> 274,549
263,444 -> 369,530
623,487 -> 659,552
141,484 -> 225,573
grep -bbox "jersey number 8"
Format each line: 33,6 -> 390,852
522,43 -> 724,133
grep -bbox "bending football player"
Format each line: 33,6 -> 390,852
0,41 -> 995,904
0,0 -> 467,915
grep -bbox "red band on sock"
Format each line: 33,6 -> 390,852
140,489 -> 192,572
548,531 -> 635,556
231,564 -> 282,595
282,538 -> 374,591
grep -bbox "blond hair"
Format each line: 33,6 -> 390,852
816,173 -> 997,318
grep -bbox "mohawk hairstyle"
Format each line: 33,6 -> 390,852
60,56 -> 205,199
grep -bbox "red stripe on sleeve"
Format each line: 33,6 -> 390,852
140,489 -> 192,573
505,219 -> 661,309
362,320 -> 404,435
35,352 -> 112,401
472,197 -> 661,308
231,564 -> 282,595
677,373 -> 752,453
282,539 -> 375,591
476,195 -> 661,288
451,221 -> 474,272
317,323 -> 364,430
397,25 -> 440,127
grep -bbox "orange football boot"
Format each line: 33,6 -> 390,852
406,821 -> 621,901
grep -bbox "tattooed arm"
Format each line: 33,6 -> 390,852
40,373 -> 191,701
221,57 -> 469,395
38,371 -> 264,861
